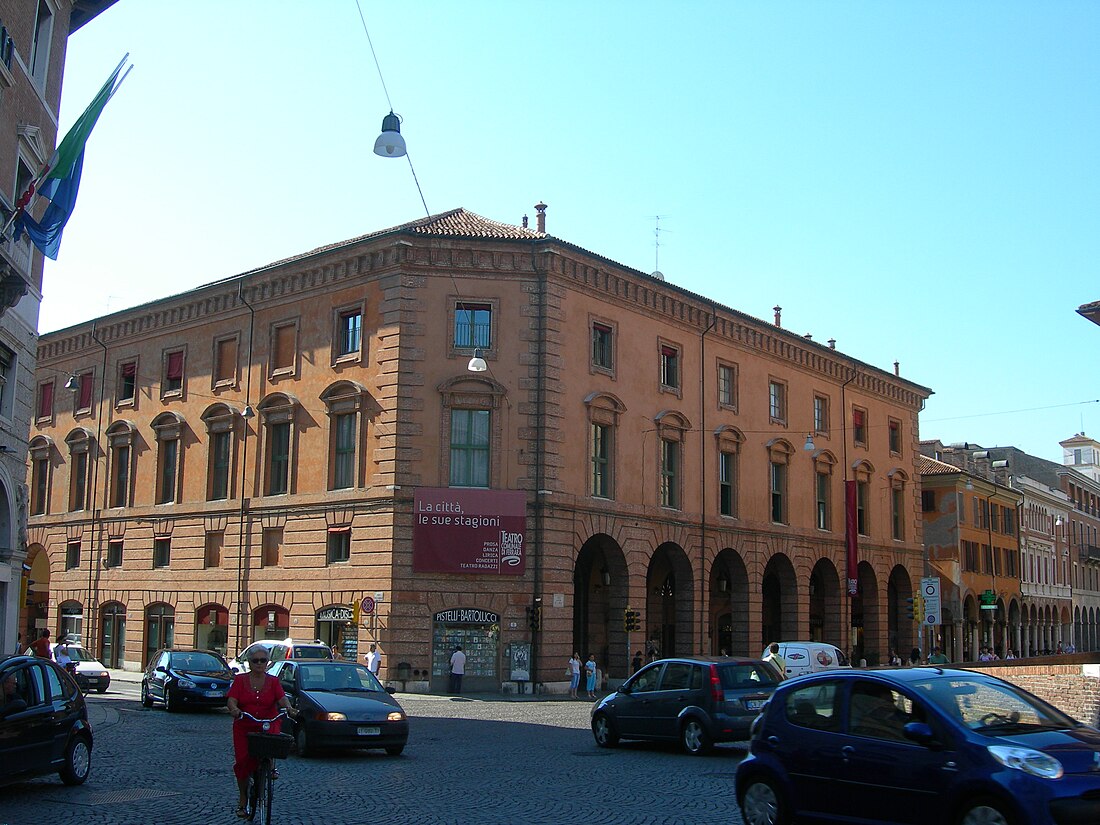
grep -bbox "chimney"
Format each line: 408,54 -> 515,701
773,306 -> 782,327
535,202 -> 547,233
894,360 -> 900,376
828,338 -> 836,349
522,214 -> 528,229
804,333 -> 813,340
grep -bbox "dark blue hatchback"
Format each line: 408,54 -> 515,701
736,667 -> 1100,825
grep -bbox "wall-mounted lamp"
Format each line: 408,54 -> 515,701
64,374 -> 79,391
267,610 -> 277,625
803,433 -> 815,451
718,576 -> 729,592
965,477 -> 974,491
373,111 -> 406,158
241,405 -> 255,420
467,348 -> 488,372
601,568 -> 611,587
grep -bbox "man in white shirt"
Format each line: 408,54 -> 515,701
364,643 -> 381,675
449,645 -> 466,694
763,642 -> 787,679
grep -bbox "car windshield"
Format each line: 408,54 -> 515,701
66,648 -> 96,663
912,676 -> 1076,733
170,652 -> 226,672
719,663 -> 779,689
300,664 -> 384,692
292,647 -> 331,659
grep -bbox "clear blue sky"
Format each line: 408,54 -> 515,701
45,1 -> 1099,462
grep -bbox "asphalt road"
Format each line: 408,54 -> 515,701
0,689 -> 747,825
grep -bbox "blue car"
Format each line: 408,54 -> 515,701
736,667 -> 1100,825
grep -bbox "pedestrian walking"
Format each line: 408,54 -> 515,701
567,652 -> 581,699
631,650 -> 642,673
763,642 -> 787,679
365,643 -> 381,676
584,654 -> 597,699
449,645 -> 466,694
888,648 -> 902,666
908,647 -> 922,666
29,629 -> 51,659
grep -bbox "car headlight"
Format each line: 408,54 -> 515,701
988,745 -> 1064,779
176,678 -> 197,689
318,712 -> 347,721
387,711 -> 405,722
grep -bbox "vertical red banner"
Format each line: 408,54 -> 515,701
845,480 -> 859,595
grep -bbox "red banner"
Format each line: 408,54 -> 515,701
845,480 -> 859,595
413,488 -> 527,575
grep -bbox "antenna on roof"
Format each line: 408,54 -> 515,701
648,215 -> 670,279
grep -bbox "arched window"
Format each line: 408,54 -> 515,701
29,435 -> 54,515
258,393 -> 299,496
321,381 -> 368,490
152,412 -> 186,505
715,426 -> 744,518
766,438 -> 795,525
64,428 -> 95,512
106,421 -> 137,508
584,392 -> 626,500
202,404 -> 239,501
439,376 -> 505,489
655,411 -> 691,510
813,450 -> 838,531
853,460 -> 875,536
888,468 -> 909,541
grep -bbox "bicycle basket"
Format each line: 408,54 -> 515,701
247,732 -> 294,759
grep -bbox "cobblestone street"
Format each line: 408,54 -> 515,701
0,689 -> 746,825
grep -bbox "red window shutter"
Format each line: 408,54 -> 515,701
166,351 -> 184,380
38,382 -> 53,418
78,374 -> 93,409
121,361 -> 137,377
662,345 -> 677,358
853,409 -> 865,426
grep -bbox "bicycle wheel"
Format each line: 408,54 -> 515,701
250,762 -> 270,824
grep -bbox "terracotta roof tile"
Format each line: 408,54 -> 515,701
918,455 -> 963,476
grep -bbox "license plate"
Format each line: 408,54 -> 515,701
204,690 -> 224,698
85,678 -> 98,684
357,726 -> 381,736
745,699 -> 766,710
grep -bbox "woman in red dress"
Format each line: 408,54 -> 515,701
226,649 -> 297,818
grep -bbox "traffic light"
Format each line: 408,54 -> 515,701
526,605 -> 541,631
905,594 -> 924,621
904,597 -> 915,620
22,578 -> 34,608
623,608 -> 641,632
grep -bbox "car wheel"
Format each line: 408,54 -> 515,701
591,712 -> 619,747
164,687 -> 179,713
58,734 -> 92,785
295,724 -> 312,758
958,799 -> 1013,825
681,718 -> 712,755
385,745 -> 405,756
741,777 -> 788,825
140,682 -> 153,708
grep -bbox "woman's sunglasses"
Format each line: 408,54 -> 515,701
249,658 -> 269,664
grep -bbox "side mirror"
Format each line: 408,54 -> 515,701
386,686 -> 396,695
155,665 -> 168,674
617,684 -> 631,695
903,721 -> 938,747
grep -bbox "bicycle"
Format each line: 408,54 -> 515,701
238,710 -> 294,824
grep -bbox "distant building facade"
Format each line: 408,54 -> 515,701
29,207 -> 931,685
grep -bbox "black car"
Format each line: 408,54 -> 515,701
141,648 -> 234,711
270,660 -> 408,757
591,656 -> 780,755
0,654 -> 93,786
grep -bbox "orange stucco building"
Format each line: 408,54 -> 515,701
28,207 -> 931,688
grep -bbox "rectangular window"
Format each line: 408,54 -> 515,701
921,489 -> 936,512
0,343 -> 15,419
211,431 -> 231,500
450,409 -> 490,487
337,310 -> 362,357
592,323 -> 613,370
204,532 -> 222,569
888,419 -> 902,454
327,529 -> 351,564
979,499 -> 989,530
660,345 -> 680,389
267,422 -> 291,495
1003,506 -> 1014,536
158,439 -> 178,504
153,538 -> 171,569
814,394 -> 829,435
719,450 -> 737,517
856,480 -> 869,535
111,445 -> 130,508
892,487 -> 904,540
770,461 -> 786,523
333,413 -> 356,489
718,363 -> 737,408
769,380 -> 786,423
118,360 -> 137,403
65,541 -> 80,570
853,407 -> 867,445
660,438 -> 679,508
31,456 -> 48,515
30,0 -> 53,89
816,472 -> 830,530
273,323 -> 297,372
106,540 -> 122,569
591,423 -> 611,498
262,528 -> 282,567
454,303 -> 491,349
164,350 -> 184,394
990,505 -> 1000,534
37,380 -> 53,420
70,451 -> 88,512
76,372 -> 94,412
214,338 -> 237,385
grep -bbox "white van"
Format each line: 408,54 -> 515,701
763,642 -> 851,679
